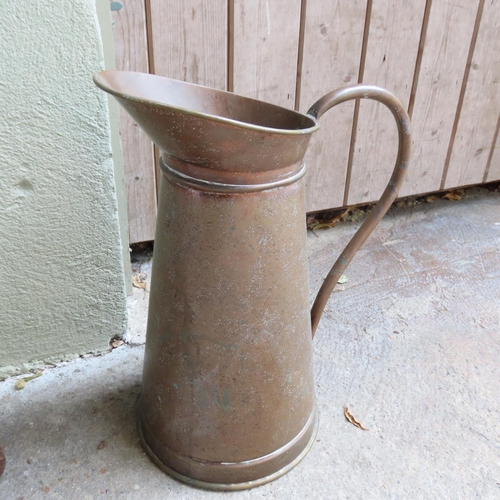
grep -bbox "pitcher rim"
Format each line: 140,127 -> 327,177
94,70 -> 320,136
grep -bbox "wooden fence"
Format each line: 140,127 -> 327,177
110,0 -> 500,244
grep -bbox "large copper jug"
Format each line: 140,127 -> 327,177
95,71 -> 411,490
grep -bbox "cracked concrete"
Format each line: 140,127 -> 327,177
1,187 -> 499,499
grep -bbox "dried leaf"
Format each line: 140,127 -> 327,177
311,209 -> 351,233
132,277 -> 146,290
96,440 -> 107,450
312,221 -> 340,231
442,191 -> 462,201
14,372 -> 42,390
337,274 -> 348,284
15,379 -> 26,390
344,406 -> 369,430
111,339 -> 124,348
425,195 -> 438,203
24,373 -> 42,383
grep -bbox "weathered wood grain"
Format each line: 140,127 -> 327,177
347,0 -> 426,205
232,0 -> 301,108
300,0 -> 367,212
118,0 -> 500,237
111,0 -> 156,243
400,0 -> 479,197
444,0 -> 500,188
148,0 -> 227,90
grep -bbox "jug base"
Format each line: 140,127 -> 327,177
138,405 -> 318,491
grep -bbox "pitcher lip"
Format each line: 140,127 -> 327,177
94,71 -> 320,136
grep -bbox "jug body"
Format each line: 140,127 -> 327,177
94,70 -> 411,491
138,157 -> 317,488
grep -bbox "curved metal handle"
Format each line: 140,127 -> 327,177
308,84 -> 412,338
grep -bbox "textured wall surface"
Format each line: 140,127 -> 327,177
0,0 -> 127,378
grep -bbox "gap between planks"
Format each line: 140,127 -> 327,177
343,0 -> 373,207
144,0 -> 161,199
227,0 -> 234,92
483,112 -> 500,183
441,0 -> 485,189
294,0 -> 308,111
407,0 -> 433,120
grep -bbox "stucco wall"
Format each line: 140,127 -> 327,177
0,0 -> 127,378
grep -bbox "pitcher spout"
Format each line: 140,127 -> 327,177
94,71 -> 318,181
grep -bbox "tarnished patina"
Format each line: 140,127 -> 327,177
94,71 -> 411,490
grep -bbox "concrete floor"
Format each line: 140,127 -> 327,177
1,187 -> 499,499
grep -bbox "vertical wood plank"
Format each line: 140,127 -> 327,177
444,0 -> 500,188
149,0 -> 227,90
399,0 -> 479,197
486,114 -> 500,182
347,0 -> 426,205
300,0 -> 367,212
111,0 -> 156,243
232,0 -> 302,108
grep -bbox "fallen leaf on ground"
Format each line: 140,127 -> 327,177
310,209 -> 351,233
96,440 -> 107,450
132,276 -> 146,290
312,221 -> 339,232
344,406 -> 369,430
111,339 -> 124,348
14,372 -> 42,390
442,191 -> 462,201
15,379 -> 26,390
426,195 -> 438,203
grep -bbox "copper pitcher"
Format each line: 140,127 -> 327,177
95,71 -> 411,490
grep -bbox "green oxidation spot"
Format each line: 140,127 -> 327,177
197,388 -> 207,409
181,331 -> 194,343
230,226 -> 235,231
110,2 -> 123,11
219,389 -> 231,413
161,331 -> 171,343
222,390 -> 231,413
173,383 -> 178,390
